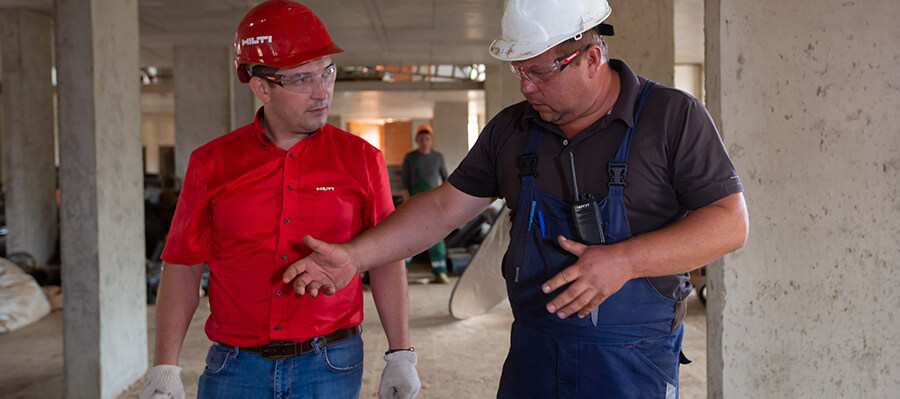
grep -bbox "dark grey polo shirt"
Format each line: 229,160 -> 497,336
401,151 -> 448,191
448,59 -> 742,301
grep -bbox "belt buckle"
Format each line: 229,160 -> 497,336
259,343 -> 293,360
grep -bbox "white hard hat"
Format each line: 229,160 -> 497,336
489,0 -> 612,62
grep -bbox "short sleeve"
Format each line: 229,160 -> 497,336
670,97 -> 743,210
160,152 -> 213,265
448,120 -> 502,198
365,149 -> 396,228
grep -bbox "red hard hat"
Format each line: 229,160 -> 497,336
234,0 -> 343,83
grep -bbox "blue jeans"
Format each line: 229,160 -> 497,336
197,335 -> 364,399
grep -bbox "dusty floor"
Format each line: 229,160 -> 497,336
0,264 -> 707,398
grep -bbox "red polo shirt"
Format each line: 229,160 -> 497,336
161,110 -> 394,346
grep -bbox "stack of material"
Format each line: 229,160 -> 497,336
0,257 -> 51,334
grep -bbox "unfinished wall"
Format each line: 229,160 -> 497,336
607,0 -> 675,86
173,45 -> 230,179
432,101 -> 469,173
706,0 -> 900,397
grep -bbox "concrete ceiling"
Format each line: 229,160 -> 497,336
1,0 -> 703,121
0,0 -> 703,67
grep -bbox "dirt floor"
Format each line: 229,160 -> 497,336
0,263 -> 708,398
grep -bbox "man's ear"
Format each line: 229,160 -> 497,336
585,44 -> 606,78
249,76 -> 272,104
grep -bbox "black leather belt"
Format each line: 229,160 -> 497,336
215,326 -> 361,360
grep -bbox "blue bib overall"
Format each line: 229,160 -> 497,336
498,81 -> 688,398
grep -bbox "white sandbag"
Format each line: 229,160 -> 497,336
449,207 -> 511,319
0,257 -> 51,334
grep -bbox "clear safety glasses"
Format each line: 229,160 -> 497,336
256,63 -> 337,93
509,44 -> 593,84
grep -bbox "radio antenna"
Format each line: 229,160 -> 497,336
569,152 -> 580,201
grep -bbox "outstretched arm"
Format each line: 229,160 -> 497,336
542,192 -> 749,319
282,182 -> 494,296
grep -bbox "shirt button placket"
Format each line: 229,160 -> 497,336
275,151 -> 296,333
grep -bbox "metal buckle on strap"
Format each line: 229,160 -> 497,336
259,342 -> 301,360
519,154 -> 537,178
608,163 -> 627,186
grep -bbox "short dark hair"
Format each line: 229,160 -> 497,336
554,28 -> 607,65
251,65 -> 280,87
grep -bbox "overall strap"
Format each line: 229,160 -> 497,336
518,128 -> 543,187
608,80 -> 658,188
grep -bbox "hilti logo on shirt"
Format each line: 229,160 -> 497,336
241,36 -> 272,45
316,187 -> 335,191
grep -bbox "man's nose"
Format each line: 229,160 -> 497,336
310,79 -> 330,99
520,77 -> 539,95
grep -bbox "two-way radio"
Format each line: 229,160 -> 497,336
568,152 -> 606,245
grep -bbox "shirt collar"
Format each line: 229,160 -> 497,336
606,59 -> 642,128
521,59 -> 643,131
251,107 -> 323,152
252,107 -> 277,151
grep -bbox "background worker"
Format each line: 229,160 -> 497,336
400,124 -> 450,284
283,0 -> 748,397
141,1 -> 420,398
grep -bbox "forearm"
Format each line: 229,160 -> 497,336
368,260 -> 410,350
153,262 -> 204,365
349,183 -> 493,272
622,192 -> 749,278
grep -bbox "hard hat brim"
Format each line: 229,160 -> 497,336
235,44 -> 343,83
489,37 -> 567,62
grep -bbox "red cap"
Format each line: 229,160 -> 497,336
234,0 -> 343,83
415,124 -> 433,135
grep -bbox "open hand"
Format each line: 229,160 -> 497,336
541,235 -> 633,319
282,235 -> 360,297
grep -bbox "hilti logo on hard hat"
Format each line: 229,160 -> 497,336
242,36 -> 273,46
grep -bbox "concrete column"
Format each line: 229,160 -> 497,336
0,9 -> 57,264
432,101 -> 468,172
0,65 -> 3,182
54,0 -> 146,398
607,0 -> 674,86
231,70 -> 255,130
327,114 -> 343,131
174,45 -> 230,179
706,1 -> 900,398
484,63 -> 523,122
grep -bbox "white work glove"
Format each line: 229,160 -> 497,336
141,364 -> 185,399
378,350 -> 421,399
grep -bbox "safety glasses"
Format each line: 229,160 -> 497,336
509,44 -> 593,84
256,63 -> 337,93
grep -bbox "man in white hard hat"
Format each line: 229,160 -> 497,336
283,0 -> 749,397
141,1 -> 420,398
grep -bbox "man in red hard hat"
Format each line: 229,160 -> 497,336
141,1 -> 420,398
